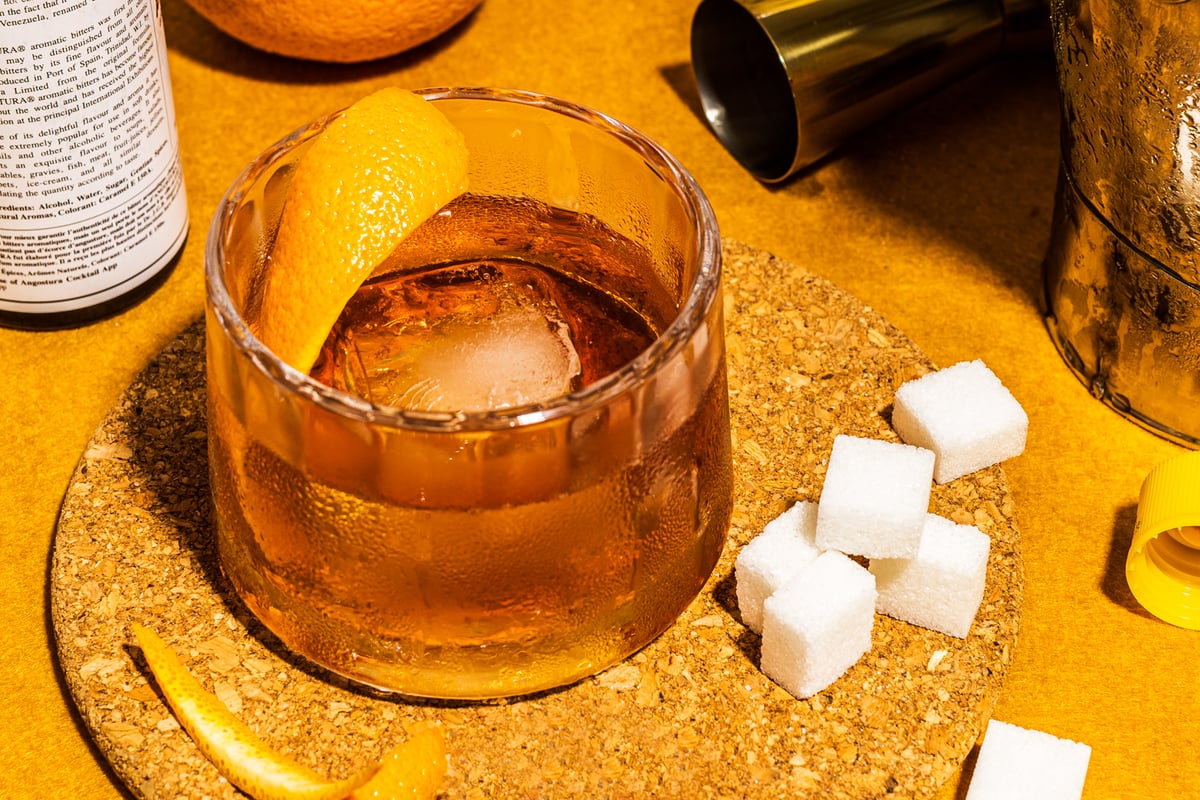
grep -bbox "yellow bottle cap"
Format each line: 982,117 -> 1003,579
1126,451 -> 1200,629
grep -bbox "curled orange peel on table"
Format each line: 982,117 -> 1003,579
132,623 -> 447,800
348,723 -> 447,800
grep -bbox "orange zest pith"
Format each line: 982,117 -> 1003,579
132,623 -> 447,800
349,723 -> 447,799
254,87 -> 469,375
132,623 -> 378,799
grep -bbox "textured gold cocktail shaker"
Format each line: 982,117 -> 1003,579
1043,0 -> 1200,447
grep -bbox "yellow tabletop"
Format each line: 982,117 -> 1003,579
1,1 -> 1193,798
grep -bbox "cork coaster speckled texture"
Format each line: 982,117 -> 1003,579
50,240 -> 1022,800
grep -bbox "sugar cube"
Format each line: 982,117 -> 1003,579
815,435 -> 935,559
965,720 -> 1091,800
760,551 -> 876,699
892,359 -> 1028,484
735,501 -> 823,633
869,513 -> 990,638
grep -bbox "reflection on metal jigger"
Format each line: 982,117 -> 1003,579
1043,0 -> 1200,448
689,0 -> 1048,182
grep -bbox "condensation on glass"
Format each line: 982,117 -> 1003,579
205,89 -> 733,699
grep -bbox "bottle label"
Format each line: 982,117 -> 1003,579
0,0 -> 187,315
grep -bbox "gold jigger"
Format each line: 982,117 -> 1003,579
1043,0 -> 1200,448
689,0 -> 1048,182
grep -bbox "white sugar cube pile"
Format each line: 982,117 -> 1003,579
816,435 -> 935,559
892,359 -> 1028,483
870,513 -> 990,638
733,359 -> 1025,700
965,720 -> 1091,800
734,501 -> 822,634
760,551 -> 875,701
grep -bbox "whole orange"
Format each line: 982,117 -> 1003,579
182,0 -> 483,62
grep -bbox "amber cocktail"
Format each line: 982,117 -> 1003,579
204,88 -> 731,699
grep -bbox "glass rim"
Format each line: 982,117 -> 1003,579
204,86 -> 722,432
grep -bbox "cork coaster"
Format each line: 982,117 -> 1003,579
51,240 -> 1022,799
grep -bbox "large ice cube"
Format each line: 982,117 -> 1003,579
325,264 -> 583,412
387,303 -> 581,411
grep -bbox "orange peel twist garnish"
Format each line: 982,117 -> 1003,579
254,86 -> 469,375
132,623 -> 447,800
